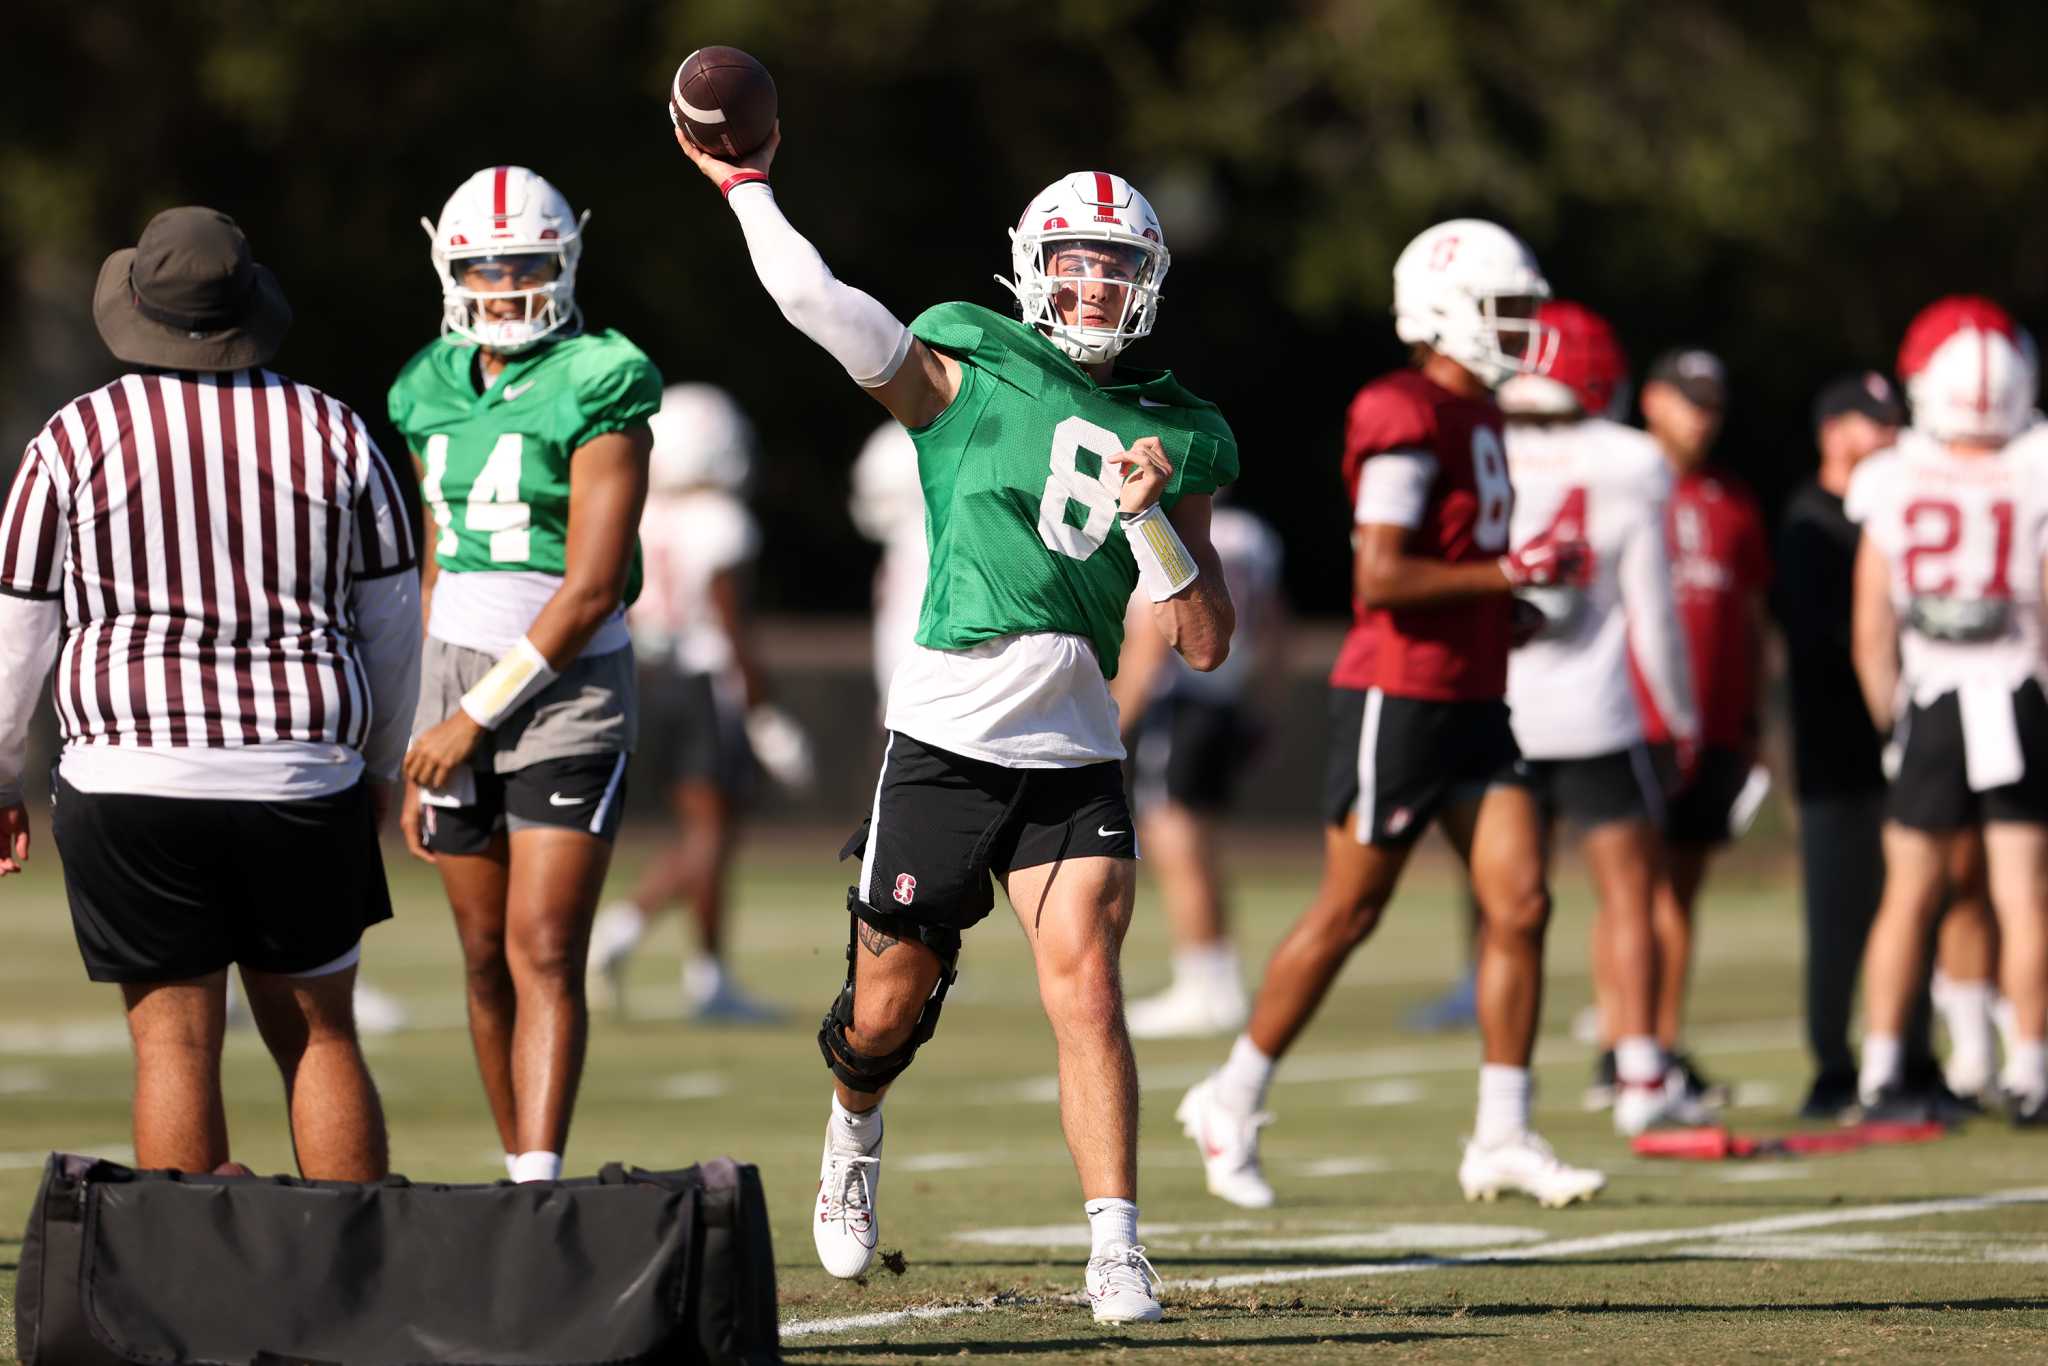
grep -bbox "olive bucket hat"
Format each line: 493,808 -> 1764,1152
93,206 -> 293,371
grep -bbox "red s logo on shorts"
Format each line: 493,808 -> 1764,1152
893,873 -> 918,906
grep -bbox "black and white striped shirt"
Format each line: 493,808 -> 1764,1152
0,368 -> 420,802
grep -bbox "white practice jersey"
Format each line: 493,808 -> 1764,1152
1504,417 -> 1697,758
850,422 -> 929,698
630,489 -> 760,676
1845,427 -> 2048,706
1159,506 -> 1284,704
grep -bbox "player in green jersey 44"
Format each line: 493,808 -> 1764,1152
676,128 -> 1236,1324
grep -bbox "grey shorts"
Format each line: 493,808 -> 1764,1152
414,636 -> 638,773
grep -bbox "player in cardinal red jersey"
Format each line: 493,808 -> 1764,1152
1848,297 -> 2048,1125
1180,220 -> 1607,1210
1635,348 -> 1770,1106
1496,302 -> 1702,1136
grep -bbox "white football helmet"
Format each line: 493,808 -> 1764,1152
422,165 -> 588,352
1392,219 -> 1555,389
1000,171 -> 1170,365
849,421 -> 923,543
1897,295 -> 2039,443
646,383 -> 755,494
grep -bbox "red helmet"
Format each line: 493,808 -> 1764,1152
1497,300 -> 1629,419
1896,295 -> 2037,442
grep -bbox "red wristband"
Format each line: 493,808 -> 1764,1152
720,170 -> 769,199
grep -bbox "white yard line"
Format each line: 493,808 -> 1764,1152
780,1185 -> 2048,1340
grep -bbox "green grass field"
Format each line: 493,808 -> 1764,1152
4,827 -> 2047,1362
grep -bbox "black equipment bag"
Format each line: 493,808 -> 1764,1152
14,1153 -> 781,1366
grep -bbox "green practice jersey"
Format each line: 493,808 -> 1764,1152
388,329 -> 662,600
907,303 -> 1238,678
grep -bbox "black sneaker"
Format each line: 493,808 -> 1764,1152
2002,1088 -> 2048,1128
1858,1083 -> 1938,1125
1667,1049 -> 1732,1108
1799,1074 -> 1858,1121
1582,1048 -> 1618,1111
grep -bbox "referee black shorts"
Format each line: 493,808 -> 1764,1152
50,774 -> 393,983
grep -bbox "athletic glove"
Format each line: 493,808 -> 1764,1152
1499,536 -> 1588,589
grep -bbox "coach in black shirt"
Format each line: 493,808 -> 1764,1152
1773,372 -> 1932,1116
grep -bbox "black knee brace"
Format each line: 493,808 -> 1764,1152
818,889 -> 959,1093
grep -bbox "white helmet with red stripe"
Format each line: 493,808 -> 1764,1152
1897,295 -> 2039,443
422,165 -> 588,353
1000,171 -> 1170,365
1392,219 -> 1555,389
647,383 -> 755,494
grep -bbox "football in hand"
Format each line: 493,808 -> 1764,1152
669,46 -> 777,160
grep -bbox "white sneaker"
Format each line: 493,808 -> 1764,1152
687,961 -> 784,1025
352,982 -> 409,1036
1176,1076 -> 1275,1209
1086,1244 -> 1163,1323
1459,1131 -> 1605,1208
814,1127 -> 881,1278
1127,977 -> 1247,1040
1612,1083 -> 1673,1136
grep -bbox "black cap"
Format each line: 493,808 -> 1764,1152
1811,371 -> 1906,434
1645,348 -> 1727,409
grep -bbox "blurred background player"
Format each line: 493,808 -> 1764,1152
1634,348 -> 1771,1110
1495,301 -> 1701,1134
1180,220 -> 1606,1211
1113,501 -> 1288,1039
676,126 -> 1239,1324
588,383 -> 805,1022
848,420 -> 930,710
393,166 -> 661,1183
1847,297 -> 2048,1125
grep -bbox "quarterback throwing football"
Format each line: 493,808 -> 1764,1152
676,127 -> 1236,1323
392,166 -> 662,1184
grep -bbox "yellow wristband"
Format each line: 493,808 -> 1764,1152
1122,504 -> 1199,601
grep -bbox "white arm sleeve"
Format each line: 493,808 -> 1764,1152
1619,503 -> 1700,745
1354,451 -> 1438,528
0,594 -> 60,807
727,182 -> 914,388
349,572 -> 422,782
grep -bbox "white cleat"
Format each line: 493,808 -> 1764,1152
1459,1131 -> 1605,1209
814,1129 -> 881,1279
1086,1244 -> 1164,1324
1176,1076 -> 1276,1209
1126,978 -> 1247,1040
1612,1082 -> 1675,1137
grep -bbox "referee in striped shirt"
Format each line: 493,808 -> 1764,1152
0,207 -> 420,1180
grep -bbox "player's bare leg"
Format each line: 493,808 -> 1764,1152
501,827 -> 612,1162
1003,855 -> 1141,1198
241,963 -> 389,1180
1933,836 -> 2001,1099
442,840 -> 519,1157
1128,800 -> 1244,1038
1580,817 -> 1680,1130
121,971 -> 231,1172
1651,842 -> 1711,1048
1857,824 -> 1949,1107
1441,786 -> 1605,1206
1982,821 -> 2048,1115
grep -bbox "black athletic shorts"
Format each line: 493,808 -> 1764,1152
50,774 -> 392,983
1662,744 -> 1752,846
1131,695 -> 1259,814
636,659 -> 753,793
1323,687 -> 1521,846
1503,744 -> 1665,831
421,751 -> 631,856
842,731 -> 1137,938
1889,679 -> 2048,831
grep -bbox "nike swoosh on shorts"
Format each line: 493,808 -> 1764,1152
548,792 -> 587,806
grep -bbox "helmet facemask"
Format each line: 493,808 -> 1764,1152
1002,230 -> 1167,366
435,241 -> 583,354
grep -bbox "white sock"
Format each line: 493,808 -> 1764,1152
504,1153 -> 519,1180
684,956 -> 729,1003
1614,1036 -> 1664,1088
590,901 -> 647,960
1858,1032 -> 1903,1103
1174,942 -> 1240,987
1937,979 -> 1998,1090
1474,1064 -> 1531,1146
510,1150 -> 562,1183
2001,1040 -> 2048,1100
1084,1197 -> 1138,1257
830,1093 -> 883,1152
1214,1034 -> 1276,1113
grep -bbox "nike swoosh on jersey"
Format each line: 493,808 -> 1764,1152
1097,825 -> 1125,837
503,380 -> 537,401
548,791 -> 587,806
